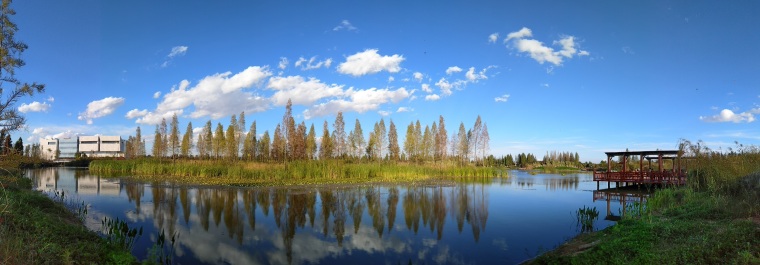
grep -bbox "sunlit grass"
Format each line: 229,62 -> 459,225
89,158 -> 506,186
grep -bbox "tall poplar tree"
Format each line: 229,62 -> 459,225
388,120 -> 399,161
169,113 -> 180,157
258,130 -> 270,161
319,121 -> 333,160
306,123 -> 317,160
435,115 -> 447,162
180,122 -> 193,157
226,115 -> 238,159
213,123 -> 225,159
332,112 -> 346,157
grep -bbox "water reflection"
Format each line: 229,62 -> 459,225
593,188 -> 650,221
27,168 -> 624,265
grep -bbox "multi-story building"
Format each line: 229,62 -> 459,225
39,136 -> 125,160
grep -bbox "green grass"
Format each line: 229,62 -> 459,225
529,140 -> 760,264
0,170 -> 137,264
89,158 -> 506,186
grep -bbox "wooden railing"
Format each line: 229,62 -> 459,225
593,171 -> 687,185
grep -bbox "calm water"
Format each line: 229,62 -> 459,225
26,168 -> 638,265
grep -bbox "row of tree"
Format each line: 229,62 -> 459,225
126,99 -> 491,164
0,131 -> 24,155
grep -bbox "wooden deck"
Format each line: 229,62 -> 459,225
593,171 -> 687,185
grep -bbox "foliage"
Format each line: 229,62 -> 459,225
0,170 -> 136,264
530,140 -> 760,264
575,206 -> 599,233
90,158 -> 505,186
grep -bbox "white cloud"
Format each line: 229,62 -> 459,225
153,91 -> 161,99
132,66 -> 272,124
494,94 -> 510,102
303,87 -> 409,119
333,20 -> 357,31
425,94 -> 441,101
162,46 -> 189,68
278,57 -> 289,70
125,109 -> 149,119
504,27 -> 532,42
504,28 -> 588,66
78,97 -> 125,124
267,75 -> 344,106
46,96 -> 55,102
396,107 -> 413,113
295,56 -> 332,70
168,46 -> 188,58
445,66 -> 462,75
337,49 -> 404,76
18,101 -> 51,113
699,108 -> 758,123
378,110 -> 390,116
388,76 -> 395,82
488,32 -> 499,43
421,84 -> 432,93
465,67 -> 488,82
413,72 -> 424,82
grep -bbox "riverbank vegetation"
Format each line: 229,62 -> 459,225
0,170 -> 136,264
530,140 -> 760,264
91,159 -> 504,186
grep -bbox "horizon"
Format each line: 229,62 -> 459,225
10,1 -> 760,162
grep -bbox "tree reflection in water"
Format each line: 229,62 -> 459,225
117,182 -> 490,264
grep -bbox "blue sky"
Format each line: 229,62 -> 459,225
11,1 -> 760,162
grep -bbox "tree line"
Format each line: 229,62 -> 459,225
126,99 -> 491,164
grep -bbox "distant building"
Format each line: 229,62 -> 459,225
40,136 -> 125,160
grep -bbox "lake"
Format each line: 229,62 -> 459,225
26,167 -> 639,264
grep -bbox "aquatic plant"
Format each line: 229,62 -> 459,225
575,206 -> 599,233
101,217 -> 143,252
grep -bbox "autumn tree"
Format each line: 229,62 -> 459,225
348,119 -> 365,158
332,112 -> 346,158
258,130 -> 271,161
180,122 -> 193,157
152,125 -> 163,157
272,124 -> 285,162
213,123 -> 225,159
306,123 -> 317,160
243,121 -> 257,160
435,116 -> 447,162
319,121 -> 333,160
134,126 -> 145,157
388,120 -> 399,161
169,113 -> 180,157
0,0 -> 45,133
226,115 -> 238,159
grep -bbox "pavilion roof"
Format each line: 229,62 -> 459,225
604,150 -> 680,158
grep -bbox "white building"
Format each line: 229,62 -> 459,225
39,135 -> 125,160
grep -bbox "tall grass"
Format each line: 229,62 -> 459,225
90,158 -> 505,186
681,139 -> 760,194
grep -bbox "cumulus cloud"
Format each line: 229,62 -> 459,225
78,97 -> 125,124
47,96 -> 55,102
378,110 -> 390,116
425,94 -> 441,101
162,45 -> 189,67
278,57 -> 289,70
125,109 -> 149,119
267,75 -> 344,106
295,56 -> 333,70
413,72 -> 424,82
495,94 -> 510,102
333,19 -> 357,31
337,49 -> 404,76
505,27 -> 532,42
153,91 -> 161,99
396,107 -> 413,113
421,84 -> 432,93
18,101 -> 51,113
699,108 -> 758,123
465,67 -> 488,82
302,87 -> 410,119
131,66 -> 272,124
488,32 -> 499,43
504,27 -> 589,66
445,66 -> 462,75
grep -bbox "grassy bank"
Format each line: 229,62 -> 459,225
530,141 -> 760,264
0,169 -> 136,264
89,158 -> 505,186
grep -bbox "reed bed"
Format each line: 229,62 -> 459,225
89,159 -> 505,186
